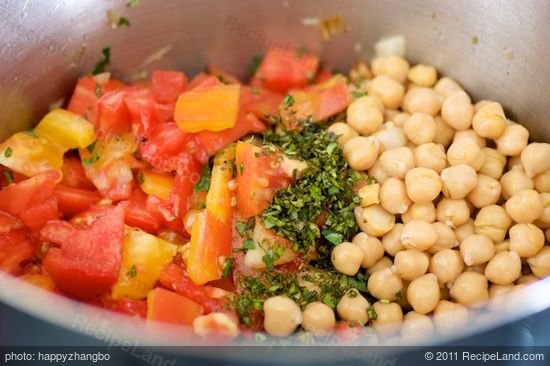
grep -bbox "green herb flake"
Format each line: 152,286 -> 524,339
380,299 -> 390,304
2,170 -> 14,184
95,82 -> 103,97
222,257 -> 234,278
352,91 -> 366,98
4,147 -> 13,158
322,230 -> 343,245
118,17 -> 131,27
283,95 -> 295,107
251,86 -> 260,95
249,55 -> 263,75
86,141 -> 97,153
127,0 -> 139,8
193,162 -> 212,192
92,46 -> 111,75
82,154 -> 100,166
367,307 -> 378,320
23,130 -> 37,138
137,172 -> 145,185
239,162 -> 245,175
127,265 -> 138,278
242,239 -> 256,250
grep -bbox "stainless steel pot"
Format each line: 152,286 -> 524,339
1,0 -> 549,357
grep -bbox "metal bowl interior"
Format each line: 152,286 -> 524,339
1,0 -> 549,356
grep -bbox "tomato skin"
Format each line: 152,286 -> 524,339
0,230 -> 35,275
206,66 -> 242,85
67,76 -> 125,123
125,89 -> 161,140
120,188 -> 163,234
54,185 -> 101,217
96,89 -> 132,138
151,71 -> 188,104
188,72 -> 211,90
41,206 -> 125,299
103,296 -> 147,318
254,49 -> 320,93
146,287 -> 203,326
240,86 -> 283,121
60,156 -> 96,190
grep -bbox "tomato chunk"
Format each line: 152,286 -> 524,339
151,70 -> 188,104
120,189 -> 163,234
146,287 -> 203,326
125,88 -> 162,139
67,76 -> 126,123
60,155 -> 96,190
54,185 -> 101,217
96,90 -> 132,137
41,206 -> 125,299
0,230 -> 35,275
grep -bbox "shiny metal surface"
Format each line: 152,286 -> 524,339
1,0 -> 549,354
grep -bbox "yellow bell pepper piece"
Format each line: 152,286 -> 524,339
0,132 -> 64,177
205,145 -> 235,223
34,109 -> 96,150
138,170 -> 174,201
111,227 -> 177,300
175,84 -> 240,132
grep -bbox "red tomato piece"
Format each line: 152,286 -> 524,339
60,156 -> 96,190
67,76 -> 125,123
120,188 -> 163,234
188,72 -> 211,90
54,185 -> 101,217
0,170 -> 60,231
154,103 -> 176,124
125,88 -> 162,140
96,89 -> 132,137
235,142 -> 290,218
240,86 -> 283,121
313,67 -> 334,84
254,48 -> 320,93
151,70 -> 188,104
146,287 -> 203,325
0,230 -> 35,275
41,206 -> 125,299
103,296 -> 148,318
206,66 -> 242,85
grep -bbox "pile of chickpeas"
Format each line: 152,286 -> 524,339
261,56 -> 550,342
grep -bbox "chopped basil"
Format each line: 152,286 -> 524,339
222,257 -> 234,278
82,154 -> 100,166
367,307 -> 378,320
193,162 -> 211,192
127,265 -> 138,278
92,47 -> 111,75
242,239 -> 255,250
322,229 -> 343,245
118,17 -> 131,27
86,141 -> 97,153
283,95 -> 295,106
352,90 -> 366,98
4,147 -> 13,158
24,130 -> 37,138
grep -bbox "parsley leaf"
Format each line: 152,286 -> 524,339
352,90 -> 366,98
92,47 -> 111,75
127,0 -> 139,8
127,265 -> 138,278
249,55 -> 263,75
82,154 -> 100,166
242,239 -> 256,250
222,257 -> 234,278
24,130 -> 37,138
283,95 -> 295,106
118,17 -> 131,27
2,170 -> 14,184
4,147 -> 13,158
193,162 -> 211,192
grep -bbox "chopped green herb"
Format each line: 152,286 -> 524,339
127,0 -> 139,8
283,95 -> 295,106
367,176 -> 377,184
4,147 -> 13,158
322,230 -> 343,245
95,82 -> 103,97
242,239 -> 256,250
137,172 -> 145,185
249,55 -> 263,75
118,16 -> 131,27
193,162 -> 212,192
322,293 -> 337,308
127,265 -> 138,278
222,257 -> 234,278
239,162 -> 245,175
92,47 -> 111,75
251,86 -> 260,95
235,220 -> 253,237
380,299 -> 390,304
254,332 -> 267,343
2,170 -> 14,184
254,152 -> 261,158
23,130 -> 37,138
86,141 -> 97,153
352,91 -> 366,98
367,307 -> 378,320
82,154 -> 100,166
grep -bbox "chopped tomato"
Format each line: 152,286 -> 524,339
125,88 -> 161,139
151,70 -> 188,104
240,86 -> 283,121
0,230 -> 35,275
54,185 -> 101,217
175,77 -> 240,132
187,72 -> 211,90
41,206 -> 125,299
0,171 -> 60,231
206,66 -> 242,85
60,155 -> 96,190
0,167 -> 26,188
67,76 -> 126,123
96,89 -> 132,137
235,142 -> 290,218
120,188 -> 163,234
146,287 -> 203,326
155,103 -> 176,124
254,48 -> 320,93
104,296 -> 147,318
20,273 -> 56,291
313,67 -> 334,84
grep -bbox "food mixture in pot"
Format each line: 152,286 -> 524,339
0,42 -> 549,344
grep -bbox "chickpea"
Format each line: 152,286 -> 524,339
401,220 -> 438,251
368,267 -> 403,301
488,284 -> 514,312
406,273 -> 440,314
509,223 -> 545,258
331,242 -> 364,276
343,136 -> 380,171
436,198 -> 471,228
355,205 -> 395,237
428,222 -> 459,253
495,240 -> 510,253
358,183 -> 380,207
372,302 -> 403,338
536,193 -> 550,228
434,77 -> 464,98
466,263 -> 487,274
440,164 -> 478,199
413,143 -> 447,173
385,109 -> 400,122
367,75 -> 405,109
429,249 -> 464,285
328,122 -> 359,145
484,251 -> 522,285
433,300 -> 469,334
500,166 -> 534,199
302,302 -> 336,334
371,56 -> 410,83
352,232 -> 384,268
380,178 -> 411,214
495,124 -> 529,156
336,290 -> 370,325
479,147 -> 506,180
474,205 -> 512,242
263,296 -> 302,337
408,64 -> 437,87
453,129 -> 487,148
368,160 -> 389,184
507,155 -> 523,170
381,223 -> 405,256
434,115 -> 456,148
467,174 -> 501,208
474,100 -> 492,112
516,275 -> 538,285
454,218 -> 475,241
402,87 -> 441,116
402,202 -> 436,224
401,311 -> 434,339
368,256 -> 393,274
535,170 -> 550,193
521,143 -> 550,178
346,97 -> 384,135
527,247 -> 550,278
403,112 -> 437,145
441,91 -> 474,131
446,138 -> 485,171
394,249 -> 429,281
450,272 -> 489,308
373,122 -> 407,151
505,189 -> 543,223
472,102 -> 506,139
379,146 -> 415,179
460,234 -> 495,266
405,167 -> 442,203
547,228 -> 550,243
392,112 -> 411,128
